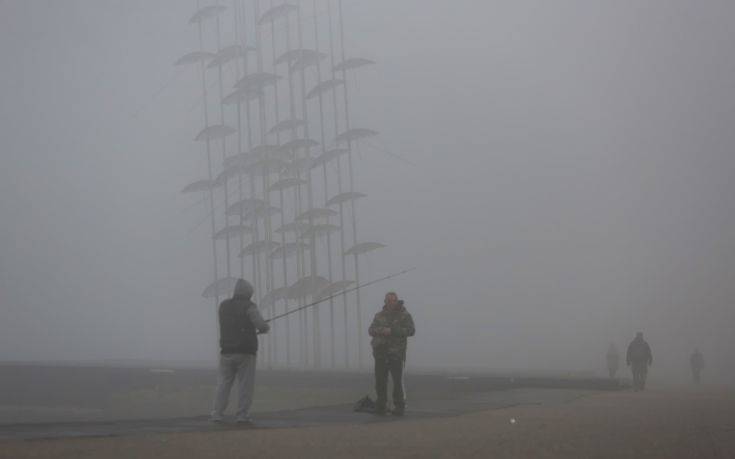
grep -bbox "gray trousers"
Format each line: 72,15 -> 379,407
211,353 -> 256,420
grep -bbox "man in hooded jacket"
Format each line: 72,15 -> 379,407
368,292 -> 415,416
211,279 -> 269,423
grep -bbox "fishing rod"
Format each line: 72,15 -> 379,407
265,267 -> 416,323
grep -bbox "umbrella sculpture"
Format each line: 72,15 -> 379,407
177,0 -> 383,369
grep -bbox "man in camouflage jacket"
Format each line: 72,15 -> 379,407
368,292 -> 415,415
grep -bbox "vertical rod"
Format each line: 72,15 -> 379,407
296,0 -> 317,368
215,1 -> 232,280
196,1 -> 221,310
268,0 -> 282,366
233,0 -> 246,278
337,0 -> 363,369
312,0 -> 336,369
327,0 -> 349,368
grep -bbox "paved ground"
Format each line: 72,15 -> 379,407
0,363 -> 622,425
2,388 -> 733,458
0,388 -> 593,441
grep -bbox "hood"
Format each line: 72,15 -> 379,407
233,279 -> 254,300
383,300 -> 405,312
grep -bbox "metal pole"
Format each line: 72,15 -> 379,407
267,0 -> 285,367
214,1 -> 232,280
233,0 -> 246,278
337,0 -> 363,369
296,1 -> 318,368
253,0 -> 275,368
312,0 -> 336,369
283,3 -> 300,369
196,1 -> 221,309
326,0 -> 349,368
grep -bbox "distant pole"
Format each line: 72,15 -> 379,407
327,0 -> 349,368
282,2 -> 300,369
337,0 -> 363,369
253,0 -> 276,368
214,0 -> 232,280
296,1 -> 318,368
266,0 -> 290,367
233,0 -> 245,278
312,0 -> 337,370
196,0 -> 221,309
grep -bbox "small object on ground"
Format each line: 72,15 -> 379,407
354,395 -> 377,413
510,418 -> 517,424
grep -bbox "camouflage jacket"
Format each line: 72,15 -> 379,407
368,302 -> 415,359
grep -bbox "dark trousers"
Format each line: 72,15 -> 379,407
692,368 -> 701,384
631,363 -> 648,390
374,353 -> 405,409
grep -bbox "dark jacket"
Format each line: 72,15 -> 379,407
219,279 -> 269,355
368,301 -> 415,359
690,351 -> 704,370
626,337 -> 653,366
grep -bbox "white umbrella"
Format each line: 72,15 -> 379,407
238,240 -> 281,258
306,78 -> 344,99
333,57 -> 375,72
188,5 -> 226,25
233,72 -> 281,91
202,276 -> 238,299
222,87 -> 262,106
213,168 -> 236,189
287,276 -> 330,300
207,44 -> 254,68
222,152 -> 252,170
257,3 -> 298,25
283,157 -> 315,175
296,208 -> 338,221
195,124 -> 236,141
244,157 -> 286,176
291,51 -> 326,72
260,287 -> 291,309
225,198 -> 267,217
181,179 -> 216,193
214,224 -> 254,240
275,49 -> 326,66
335,128 -> 378,144
326,191 -> 366,207
268,118 -> 305,135
275,221 -> 311,235
250,144 -> 285,159
268,177 -> 306,192
311,148 -> 349,169
280,138 -> 319,152
345,242 -> 386,257
174,51 -> 215,66
299,223 -> 340,239
242,204 -> 281,221
270,241 -> 310,259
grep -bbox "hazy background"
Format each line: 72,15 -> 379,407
1,0 -> 733,383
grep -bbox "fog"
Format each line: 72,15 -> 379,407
1,0 -> 733,384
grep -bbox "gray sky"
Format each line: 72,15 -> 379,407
1,0 -> 733,382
